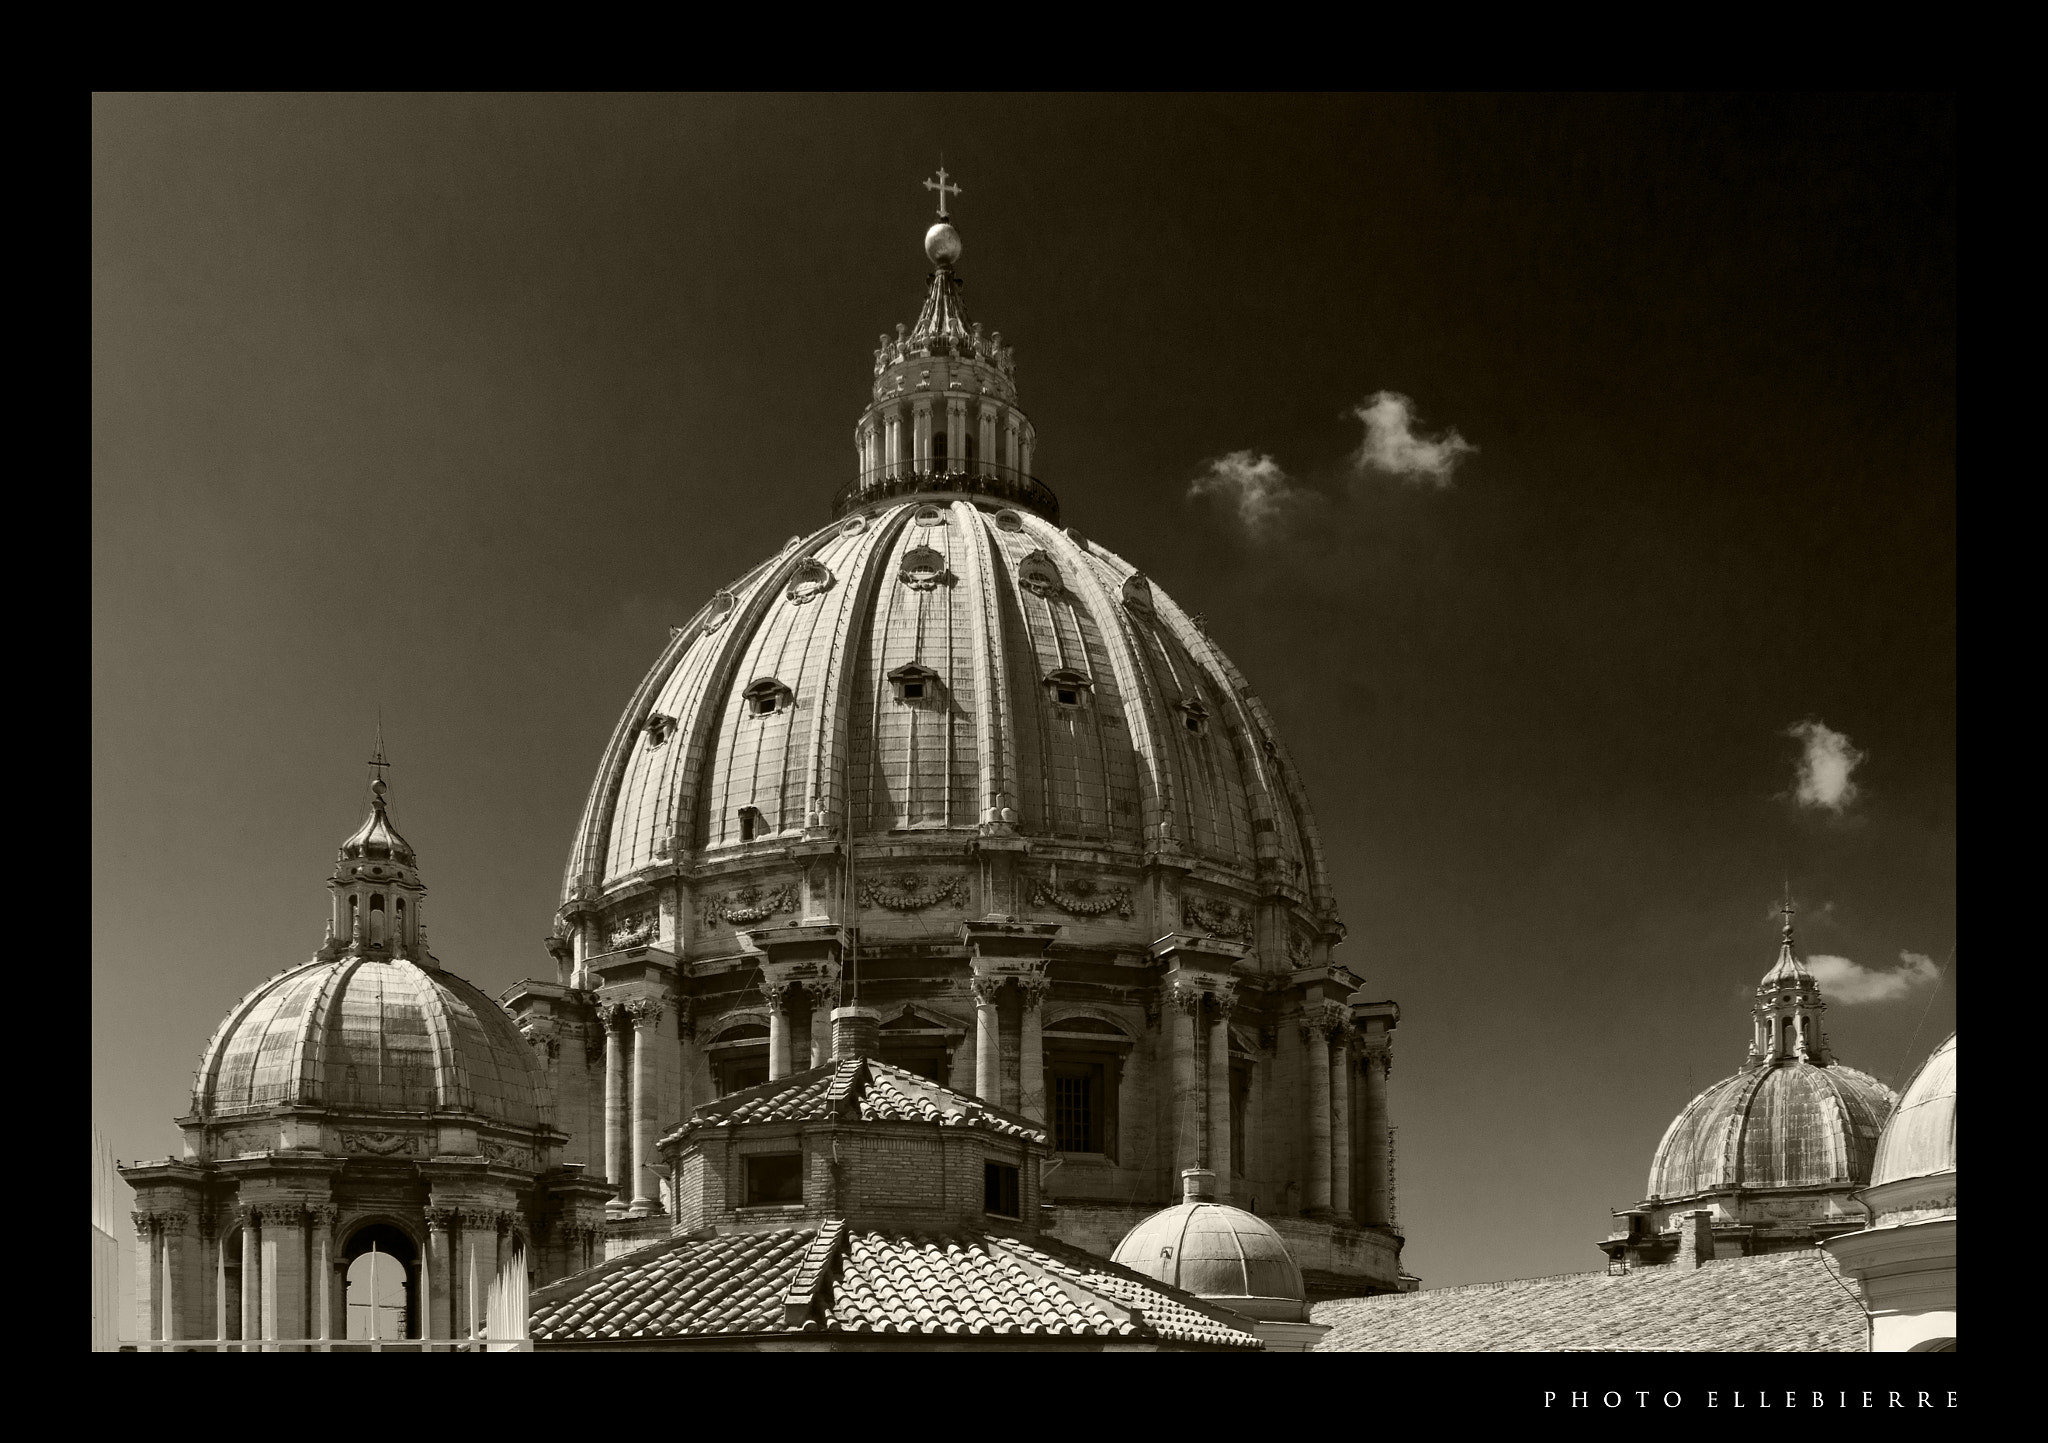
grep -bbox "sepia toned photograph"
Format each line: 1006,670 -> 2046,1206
92,93 -> 1954,1373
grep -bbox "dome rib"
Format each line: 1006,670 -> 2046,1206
1039,522 -> 1179,847
959,502 -> 1018,827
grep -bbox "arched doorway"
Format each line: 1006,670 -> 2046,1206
341,1222 -> 419,1341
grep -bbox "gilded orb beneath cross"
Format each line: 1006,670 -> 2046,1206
924,222 -> 962,266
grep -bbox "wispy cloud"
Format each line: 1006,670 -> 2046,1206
1807,950 -> 1940,1005
1350,391 -> 1476,486
1186,450 -> 1312,538
1786,719 -> 1867,813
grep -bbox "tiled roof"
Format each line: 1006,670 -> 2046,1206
531,1223 -> 1261,1349
1312,1252 -> 1866,1353
670,1057 -> 1048,1146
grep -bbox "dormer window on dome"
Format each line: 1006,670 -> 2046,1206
786,559 -> 834,605
642,712 -> 678,748
1044,668 -> 1093,709
1178,698 -> 1212,736
899,544 -> 950,591
743,678 -> 793,717
1018,550 -> 1062,599
888,662 -> 942,705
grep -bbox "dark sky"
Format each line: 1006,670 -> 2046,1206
92,93 -> 1954,1291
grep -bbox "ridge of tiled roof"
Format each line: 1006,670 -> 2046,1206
530,1221 -> 1263,1348
1311,1251 -> 1866,1353
664,1057 -> 1049,1146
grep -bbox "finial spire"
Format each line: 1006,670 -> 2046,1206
1780,885 -> 1796,943
368,716 -> 391,804
923,163 -> 961,219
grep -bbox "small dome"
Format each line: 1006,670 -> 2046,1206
1871,1032 -> 1955,1186
1111,1181 -> 1304,1311
192,954 -> 547,1128
1647,1060 -> 1895,1199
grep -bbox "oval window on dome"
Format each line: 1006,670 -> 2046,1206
994,509 -> 1024,532
899,544 -> 949,591
840,514 -> 868,537
786,559 -> 834,605
914,505 -> 947,527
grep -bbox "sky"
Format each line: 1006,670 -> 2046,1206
92,93 -> 1955,1304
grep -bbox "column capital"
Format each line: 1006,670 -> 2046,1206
308,1204 -> 340,1231
1363,1036 -> 1394,1078
802,976 -> 839,1005
759,976 -> 793,1004
970,974 -> 1007,1006
1016,974 -> 1052,1011
1167,980 -> 1206,1016
423,1206 -> 457,1231
1209,987 -> 1239,1021
625,997 -> 665,1028
253,1202 -> 303,1227
598,1002 -> 631,1033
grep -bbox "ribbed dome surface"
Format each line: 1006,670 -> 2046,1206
565,498 -> 1333,903
1871,1032 -> 1955,1186
193,955 -> 546,1127
1110,1201 -> 1304,1304
1647,1061 -> 1895,1200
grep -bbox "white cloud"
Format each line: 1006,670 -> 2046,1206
1806,950 -> 1940,1005
1350,391 -> 1476,486
1187,450 -> 1310,538
1786,719 -> 1867,812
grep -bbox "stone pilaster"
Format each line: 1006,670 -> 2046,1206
1329,1028 -> 1353,1220
628,997 -> 664,1214
240,1209 -> 262,1344
1208,988 -> 1237,1199
1299,1016 -> 1333,1217
601,1003 -> 629,1210
972,974 -> 1004,1102
1017,974 -> 1050,1124
424,1207 -> 455,1341
805,978 -> 838,1068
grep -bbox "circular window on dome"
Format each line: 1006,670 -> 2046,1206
786,558 -> 835,605
913,505 -> 947,527
701,590 -> 737,632
899,544 -> 950,591
840,514 -> 868,537
994,509 -> 1024,532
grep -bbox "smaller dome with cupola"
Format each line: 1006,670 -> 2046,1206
1601,902 -> 1897,1268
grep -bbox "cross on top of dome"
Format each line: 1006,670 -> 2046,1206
923,163 -> 960,219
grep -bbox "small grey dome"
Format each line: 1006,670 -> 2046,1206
1871,1032 -> 1955,1186
1111,1174 -> 1304,1315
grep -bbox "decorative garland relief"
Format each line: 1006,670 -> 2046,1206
1034,878 -> 1132,917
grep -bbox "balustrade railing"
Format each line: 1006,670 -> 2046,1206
832,464 -> 1059,523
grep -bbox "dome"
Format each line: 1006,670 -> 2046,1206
1871,1032 -> 1955,1186
192,954 -> 548,1128
564,498 -> 1335,903
1111,1192 -> 1304,1315
340,777 -> 415,865
1647,1059 -> 1894,1200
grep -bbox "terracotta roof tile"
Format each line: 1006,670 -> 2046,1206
1311,1251 -> 1865,1352
667,1057 -> 1048,1146
533,1223 -> 1262,1348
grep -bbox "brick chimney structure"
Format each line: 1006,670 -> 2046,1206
1676,1209 -> 1715,1270
832,1005 -> 881,1062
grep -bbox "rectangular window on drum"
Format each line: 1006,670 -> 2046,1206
1054,1070 -> 1096,1153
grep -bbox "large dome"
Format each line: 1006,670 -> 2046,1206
191,955 -> 549,1128
1871,1032 -> 1955,1187
563,497 -> 1335,903
1647,1059 -> 1894,1199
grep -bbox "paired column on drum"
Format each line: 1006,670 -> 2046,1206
961,920 -> 1063,1113
588,943 -> 681,1218
1153,933 -> 1249,1200
1350,998 -> 1400,1228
